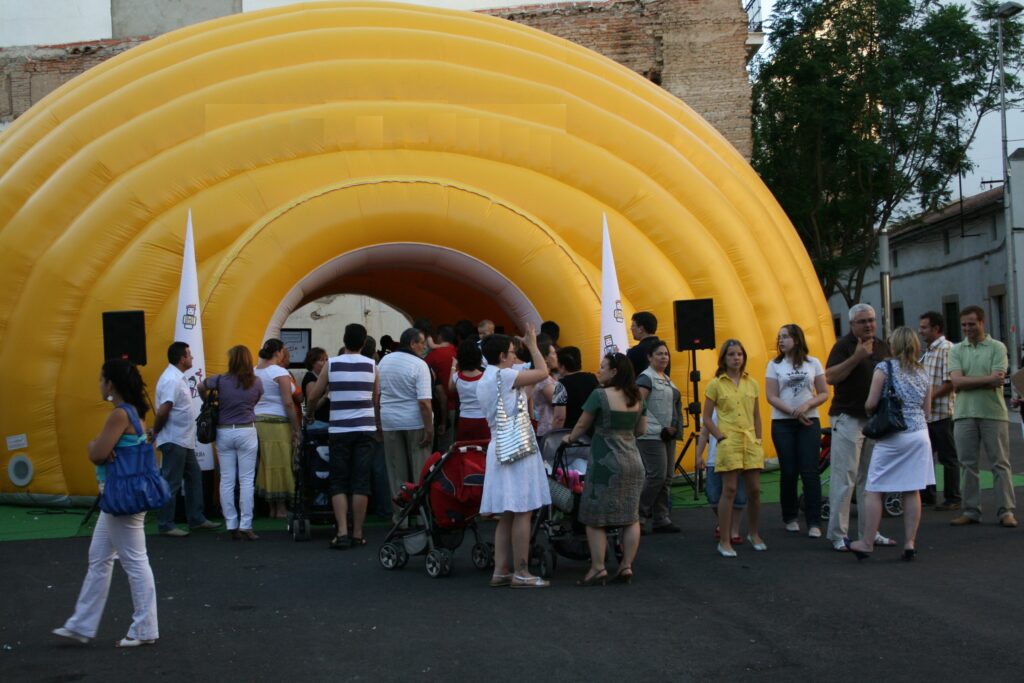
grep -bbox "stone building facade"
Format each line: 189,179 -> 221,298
0,0 -> 757,158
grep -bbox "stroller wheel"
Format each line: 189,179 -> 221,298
378,542 -> 405,570
539,548 -> 557,579
883,492 -> 904,518
290,518 -> 311,542
439,548 -> 454,577
471,542 -> 491,571
425,549 -> 447,578
485,542 -> 496,568
820,499 -> 831,522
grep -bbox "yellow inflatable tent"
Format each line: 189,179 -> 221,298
0,1 -> 833,501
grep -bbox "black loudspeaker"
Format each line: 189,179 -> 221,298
673,299 -> 715,351
102,310 -> 147,366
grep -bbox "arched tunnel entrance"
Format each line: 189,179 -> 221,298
267,243 -> 540,343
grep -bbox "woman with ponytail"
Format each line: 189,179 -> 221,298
53,360 -> 160,648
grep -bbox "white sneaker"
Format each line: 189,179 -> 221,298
785,521 -> 800,533
833,539 -> 849,552
808,527 -> 822,539
52,627 -> 90,644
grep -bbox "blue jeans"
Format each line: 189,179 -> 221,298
772,418 -> 822,527
705,465 -> 746,508
156,443 -> 208,531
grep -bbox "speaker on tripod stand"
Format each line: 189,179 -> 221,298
671,299 -> 715,497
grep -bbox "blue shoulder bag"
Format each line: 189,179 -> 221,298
99,404 -> 171,516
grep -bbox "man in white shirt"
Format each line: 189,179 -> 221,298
153,341 -> 219,537
377,328 -> 433,522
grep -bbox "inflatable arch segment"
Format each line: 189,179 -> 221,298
0,1 -> 834,499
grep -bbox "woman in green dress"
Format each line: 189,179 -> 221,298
562,352 -> 647,586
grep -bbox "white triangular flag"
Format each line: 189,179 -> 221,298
174,210 -> 214,470
600,213 -> 630,359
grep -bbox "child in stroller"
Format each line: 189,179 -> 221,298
378,440 -> 490,578
531,434 -> 621,579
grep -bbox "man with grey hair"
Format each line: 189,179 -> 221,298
377,327 -> 434,523
824,304 -> 893,550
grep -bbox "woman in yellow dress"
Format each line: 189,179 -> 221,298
703,339 -> 765,558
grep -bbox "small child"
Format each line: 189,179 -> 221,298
696,409 -> 747,545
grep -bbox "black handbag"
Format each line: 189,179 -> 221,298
196,376 -> 220,445
862,360 -> 906,439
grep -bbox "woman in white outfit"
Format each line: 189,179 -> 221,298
846,327 -> 934,561
478,324 -> 552,588
53,359 -> 159,648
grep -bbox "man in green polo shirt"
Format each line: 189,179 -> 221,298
948,305 -> 1017,527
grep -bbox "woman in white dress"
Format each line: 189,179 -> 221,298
478,324 -> 552,588
847,326 -> 934,561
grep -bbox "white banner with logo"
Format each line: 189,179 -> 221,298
174,210 -> 214,470
600,213 -> 630,359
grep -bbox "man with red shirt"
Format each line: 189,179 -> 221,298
425,325 -> 458,452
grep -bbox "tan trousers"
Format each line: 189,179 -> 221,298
382,429 -> 431,521
826,413 -> 875,542
953,418 -> 1016,520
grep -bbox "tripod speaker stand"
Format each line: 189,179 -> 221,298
670,299 -> 715,499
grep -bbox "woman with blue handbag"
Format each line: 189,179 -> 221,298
53,360 -> 163,648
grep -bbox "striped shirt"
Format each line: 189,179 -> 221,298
922,336 -> 955,422
327,354 -> 377,433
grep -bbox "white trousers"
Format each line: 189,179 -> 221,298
217,426 -> 259,530
64,511 -> 158,640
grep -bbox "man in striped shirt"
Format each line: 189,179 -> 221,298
306,323 -> 380,549
919,311 -> 961,511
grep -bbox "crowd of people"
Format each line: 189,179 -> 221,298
53,302 -> 1021,644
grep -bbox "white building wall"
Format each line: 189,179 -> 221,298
283,294 -> 411,358
0,0 -> 561,47
0,0 -> 111,47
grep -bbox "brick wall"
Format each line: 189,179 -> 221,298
0,38 -> 146,127
0,0 -> 752,158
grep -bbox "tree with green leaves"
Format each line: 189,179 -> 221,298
752,0 -> 1024,306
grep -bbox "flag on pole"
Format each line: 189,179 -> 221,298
600,213 -> 629,359
174,210 -> 214,470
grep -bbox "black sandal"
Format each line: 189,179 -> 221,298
330,535 -> 351,550
351,536 -> 368,547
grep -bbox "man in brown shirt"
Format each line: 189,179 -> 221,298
825,304 -> 892,550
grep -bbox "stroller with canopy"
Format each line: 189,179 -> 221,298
530,435 -> 621,578
378,440 -> 490,578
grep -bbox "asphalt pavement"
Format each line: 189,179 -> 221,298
3,425 -> 1024,682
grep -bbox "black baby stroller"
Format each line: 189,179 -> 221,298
287,424 -> 336,541
378,440 -> 489,578
531,437 -> 621,578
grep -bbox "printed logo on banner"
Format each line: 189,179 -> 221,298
603,334 -> 618,355
182,304 -> 197,330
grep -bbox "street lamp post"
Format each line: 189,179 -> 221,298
998,1 -> 1022,375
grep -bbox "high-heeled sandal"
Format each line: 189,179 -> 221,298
843,537 -> 871,560
575,569 -> 608,587
900,548 -> 917,562
611,567 -> 634,585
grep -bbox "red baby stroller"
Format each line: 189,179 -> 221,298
378,440 -> 490,578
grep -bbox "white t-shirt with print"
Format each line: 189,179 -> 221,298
764,356 -> 825,420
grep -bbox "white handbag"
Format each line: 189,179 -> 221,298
493,371 -> 538,465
